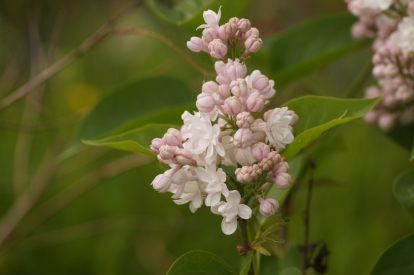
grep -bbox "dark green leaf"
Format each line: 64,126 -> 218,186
269,14 -> 370,86
281,95 -> 381,161
394,169 -> 414,218
83,124 -> 177,156
166,250 -> 236,275
239,251 -> 253,275
386,123 -> 414,153
65,77 -> 194,157
146,0 -> 248,33
371,234 -> 414,275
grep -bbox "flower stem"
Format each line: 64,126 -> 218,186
238,218 -> 255,275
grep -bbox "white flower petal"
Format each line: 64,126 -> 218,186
221,218 -> 237,235
211,201 -> 225,215
226,190 -> 241,204
238,204 -> 252,219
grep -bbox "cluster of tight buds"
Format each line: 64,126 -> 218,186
187,7 -> 262,60
346,0 -> 414,131
150,8 -> 298,235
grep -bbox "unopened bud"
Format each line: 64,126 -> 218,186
236,112 -> 254,128
245,27 -> 259,38
234,128 -> 253,148
187,37 -> 204,52
208,39 -> 228,59
251,142 -> 270,161
258,197 -> 279,217
223,96 -> 242,115
230,78 -> 250,97
252,119 -> 266,141
246,91 -> 265,112
378,113 -> 396,132
284,110 -> 299,126
274,172 -> 291,189
159,145 -> 178,160
259,158 -> 273,172
267,151 -> 282,165
150,138 -> 166,154
151,174 -> 172,193
202,28 -> 218,44
202,81 -> 219,95
196,93 -> 216,113
234,147 -> 256,166
218,84 -> 231,99
237,18 -> 251,33
243,36 -> 262,57
164,128 -> 183,147
174,149 -> 195,165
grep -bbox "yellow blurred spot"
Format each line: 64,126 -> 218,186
67,84 -> 99,113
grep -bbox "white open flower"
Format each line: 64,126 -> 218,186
195,164 -> 229,206
389,17 -> 414,51
183,111 -> 225,164
265,107 -> 294,151
211,190 -> 252,235
196,6 -> 221,30
171,181 -> 205,213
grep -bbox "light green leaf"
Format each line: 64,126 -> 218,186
371,234 -> 414,275
281,96 -> 382,161
65,76 -> 194,157
269,14 -> 370,86
394,169 -> 414,218
146,0 -> 248,33
83,124 -> 178,156
239,251 -> 253,275
166,250 -> 236,275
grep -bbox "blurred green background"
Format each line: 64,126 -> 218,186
0,0 -> 413,274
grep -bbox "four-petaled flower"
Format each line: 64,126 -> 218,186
211,191 -> 252,235
197,6 -> 222,30
265,107 -> 294,151
195,164 -> 229,206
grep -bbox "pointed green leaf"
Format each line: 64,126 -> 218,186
146,0 -> 248,33
166,250 -> 236,275
281,96 -> 381,161
239,251 -> 254,275
83,124 -> 177,156
394,169 -> 414,218
371,234 -> 414,275
269,14 -> 370,86
65,77 -> 194,157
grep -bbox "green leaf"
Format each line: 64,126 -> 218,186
146,0 -> 248,33
281,95 -> 381,161
386,123 -> 414,153
411,138 -> 414,161
269,14 -> 370,86
66,77 -> 194,157
393,169 -> 414,218
239,251 -> 253,275
371,234 -> 414,275
279,267 -> 302,275
166,250 -> 236,275
83,124 -> 177,156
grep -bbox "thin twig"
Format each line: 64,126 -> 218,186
0,1 -> 139,112
302,159 -> 316,275
0,155 -> 153,254
48,9 -> 66,65
238,219 -> 255,275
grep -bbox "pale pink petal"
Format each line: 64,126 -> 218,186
238,204 -> 252,219
221,219 -> 237,235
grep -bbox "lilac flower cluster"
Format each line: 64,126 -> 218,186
150,8 -> 298,235
187,7 -> 262,60
346,0 -> 414,131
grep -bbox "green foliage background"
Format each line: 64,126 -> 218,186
0,0 -> 413,274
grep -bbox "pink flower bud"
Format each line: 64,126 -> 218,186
273,161 -> 290,174
196,93 -> 216,113
364,86 -> 381,98
251,119 -> 266,141
383,64 -> 398,78
236,112 -> 254,128
251,74 -> 271,95
259,158 -> 273,172
218,84 -> 231,99
383,94 -> 397,108
208,39 -> 228,59
225,22 -> 238,38
202,28 -> 218,44
230,78 -> 250,97
284,110 -> 299,126
187,37 -> 205,52
217,25 -> 228,40
223,96 -> 242,115
202,81 -> 219,95
378,113 -> 396,132
243,36 -> 262,57
163,128 -> 183,147
267,151 -> 282,166
263,109 -> 273,122
236,166 -> 253,183
234,128 -> 253,148
217,59 -> 247,85
237,18 -> 251,33
351,22 -> 367,40
373,65 -> 385,78
151,174 -> 171,193
258,197 -> 279,217
364,110 -> 378,124
174,149 -> 195,165
159,145 -> 178,160
234,147 -> 256,166
251,164 -> 262,179
229,17 -> 240,26
274,172 -> 291,189
251,142 -> 270,161
150,138 -> 166,154
372,53 -> 383,65
157,154 -> 171,164
246,91 -> 265,112
245,27 -> 259,38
